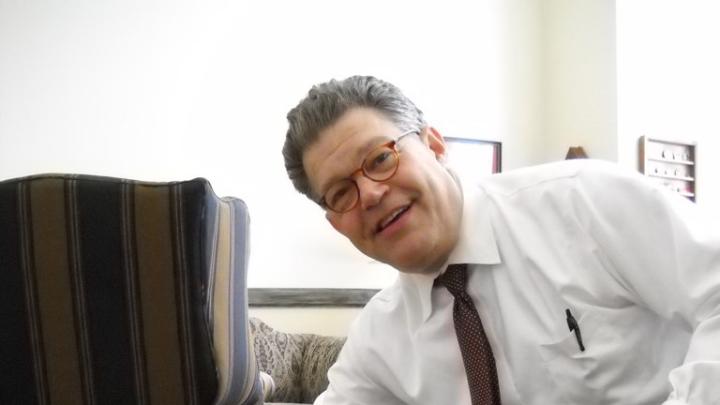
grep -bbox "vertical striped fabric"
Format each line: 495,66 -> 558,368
0,174 -> 263,405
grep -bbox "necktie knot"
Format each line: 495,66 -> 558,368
435,263 -> 468,296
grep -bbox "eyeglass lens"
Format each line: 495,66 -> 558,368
325,143 -> 399,212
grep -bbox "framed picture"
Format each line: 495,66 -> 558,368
444,137 -> 502,183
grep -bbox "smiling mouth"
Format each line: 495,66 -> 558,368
376,204 -> 411,234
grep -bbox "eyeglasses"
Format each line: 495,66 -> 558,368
319,129 -> 419,213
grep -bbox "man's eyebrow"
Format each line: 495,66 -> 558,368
357,135 -> 390,160
318,134 -> 390,196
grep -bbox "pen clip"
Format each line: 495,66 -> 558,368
565,309 -> 585,352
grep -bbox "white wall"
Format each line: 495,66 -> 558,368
541,0 -> 617,162
616,0 -> 720,212
4,0 -> 714,295
495,0 -> 544,170
0,0 -> 512,289
494,0 -> 618,169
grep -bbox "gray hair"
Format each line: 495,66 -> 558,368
282,75 -> 427,202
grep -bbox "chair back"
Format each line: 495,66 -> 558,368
0,174 -> 262,405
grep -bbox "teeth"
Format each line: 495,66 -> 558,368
379,206 -> 408,231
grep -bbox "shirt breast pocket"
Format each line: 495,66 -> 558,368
537,310 -> 620,405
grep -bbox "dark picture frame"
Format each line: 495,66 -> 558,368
249,288 -> 380,307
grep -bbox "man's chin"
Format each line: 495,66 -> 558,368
378,244 -> 451,275
360,238 -> 443,274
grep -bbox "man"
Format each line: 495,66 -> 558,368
282,75 -> 720,404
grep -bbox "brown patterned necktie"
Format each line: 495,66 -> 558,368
435,264 -> 501,405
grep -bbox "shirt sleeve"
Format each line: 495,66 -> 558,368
576,162 -> 720,404
314,313 -> 405,405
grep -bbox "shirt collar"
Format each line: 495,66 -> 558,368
399,174 -> 501,323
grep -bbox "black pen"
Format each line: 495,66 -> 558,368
565,309 -> 585,351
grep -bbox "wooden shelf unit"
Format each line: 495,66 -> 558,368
639,136 -> 697,202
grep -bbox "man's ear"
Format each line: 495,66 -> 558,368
420,126 -> 447,162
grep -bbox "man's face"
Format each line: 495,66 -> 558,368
303,107 -> 463,274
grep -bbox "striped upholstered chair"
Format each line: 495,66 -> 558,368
0,174 -> 263,405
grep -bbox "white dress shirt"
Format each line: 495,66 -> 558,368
315,159 -> 720,405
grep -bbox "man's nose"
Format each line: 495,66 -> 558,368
355,176 -> 388,210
